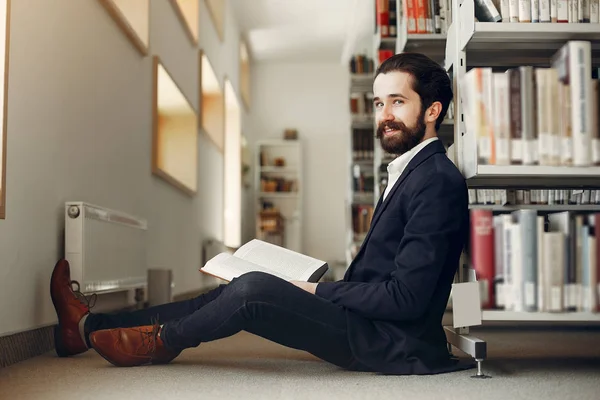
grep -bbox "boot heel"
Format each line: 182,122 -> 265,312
54,325 -> 68,358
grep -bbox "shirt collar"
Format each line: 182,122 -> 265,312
387,137 -> 439,175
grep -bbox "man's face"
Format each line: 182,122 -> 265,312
373,71 -> 426,155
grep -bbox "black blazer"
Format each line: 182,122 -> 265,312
316,139 -> 471,375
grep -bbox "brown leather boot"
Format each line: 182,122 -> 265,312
90,321 -> 180,367
50,259 -> 95,357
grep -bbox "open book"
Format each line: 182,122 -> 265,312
200,239 -> 329,283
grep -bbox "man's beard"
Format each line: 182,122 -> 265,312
376,111 -> 427,155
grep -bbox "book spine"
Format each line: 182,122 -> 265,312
510,0 -> 520,20
551,0 -> 558,20
501,0 -> 512,20
548,68 -> 561,166
520,210 -> 538,312
557,0 -> 569,21
537,216 -> 546,311
519,0 -> 533,20
592,80 -> 600,165
519,67 -> 534,164
592,0 -> 599,22
540,0 -> 552,20
532,0 -> 540,21
471,210 -> 496,309
536,69 -> 550,165
494,73 -> 511,165
545,232 -> 565,312
568,42 -> 592,167
416,0 -> 428,33
508,69 -> 523,165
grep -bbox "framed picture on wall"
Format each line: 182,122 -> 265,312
205,0 -> 224,42
169,0 -> 199,46
199,50 -> 224,153
98,0 -> 149,56
152,56 -> 198,195
240,37 -> 250,111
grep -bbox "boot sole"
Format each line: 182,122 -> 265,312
91,342 -> 151,368
50,264 -> 87,357
53,324 -> 70,358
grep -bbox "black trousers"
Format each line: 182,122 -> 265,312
85,271 -> 371,371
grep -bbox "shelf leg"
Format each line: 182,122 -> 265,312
471,358 -> 492,379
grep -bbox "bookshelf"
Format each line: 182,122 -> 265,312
254,140 -> 303,253
347,71 -> 376,264
445,0 -> 600,378
346,0 -> 456,264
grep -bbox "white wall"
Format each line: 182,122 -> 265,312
0,0 -> 247,337
247,62 -> 350,263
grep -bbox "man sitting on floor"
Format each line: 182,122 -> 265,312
51,52 -> 470,375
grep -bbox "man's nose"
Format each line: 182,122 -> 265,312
381,106 -> 394,122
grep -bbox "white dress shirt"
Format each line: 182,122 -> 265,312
382,137 -> 439,201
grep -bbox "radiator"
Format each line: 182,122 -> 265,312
64,202 -> 148,294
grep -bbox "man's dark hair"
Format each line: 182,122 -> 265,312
375,52 -> 453,130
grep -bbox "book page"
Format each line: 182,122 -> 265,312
234,239 -> 326,281
201,253 -> 293,282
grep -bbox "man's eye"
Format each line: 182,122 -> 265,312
394,99 -> 403,104
374,102 -> 383,108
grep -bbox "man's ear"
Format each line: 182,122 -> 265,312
425,101 -> 443,124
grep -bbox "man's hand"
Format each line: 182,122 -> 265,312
289,280 -> 318,294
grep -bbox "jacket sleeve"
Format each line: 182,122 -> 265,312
315,172 -> 466,321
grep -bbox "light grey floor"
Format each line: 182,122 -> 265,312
1,326 -> 599,400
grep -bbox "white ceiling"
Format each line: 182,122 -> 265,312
230,0 -> 374,63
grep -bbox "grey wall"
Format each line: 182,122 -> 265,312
0,0 -> 248,337
246,62 -> 350,264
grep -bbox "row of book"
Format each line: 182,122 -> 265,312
349,55 -> 375,75
350,92 -> 374,117
376,0 -> 399,37
353,167 -> 375,194
352,129 -> 375,161
469,189 -> 600,205
352,204 -> 375,237
400,0 -> 454,34
462,41 -> 600,167
481,0 -> 600,23
470,209 -> 600,312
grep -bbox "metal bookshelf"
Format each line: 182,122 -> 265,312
444,0 -> 600,378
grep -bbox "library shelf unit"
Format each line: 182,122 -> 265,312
348,0 -> 456,263
254,140 -> 303,253
444,0 -> 600,378
347,72 -> 377,264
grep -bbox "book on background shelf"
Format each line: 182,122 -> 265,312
469,208 -> 600,313
478,0 -> 599,22
200,239 -> 329,283
469,188 -> 600,206
350,92 -> 374,117
399,0 -> 451,34
349,54 -> 375,74
376,0 -> 399,37
461,40 -> 600,168
352,129 -> 375,161
352,204 -> 374,235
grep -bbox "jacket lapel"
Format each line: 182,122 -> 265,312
349,140 -> 446,267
